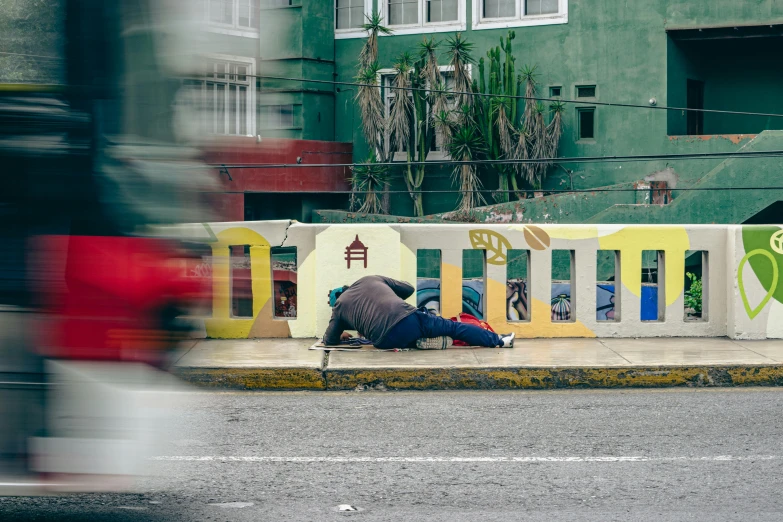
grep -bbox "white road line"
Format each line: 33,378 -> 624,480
149,455 -> 783,463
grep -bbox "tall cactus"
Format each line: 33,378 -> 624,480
474,31 -> 519,203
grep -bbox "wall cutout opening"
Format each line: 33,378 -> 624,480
416,249 -> 442,315
271,246 -> 297,318
684,250 -> 708,322
596,250 -> 620,322
552,250 -> 575,322
642,250 -> 665,321
187,242 -> 214,317
463,249 -> 486,319
507,249 -> 530,322
231,245 -> 253,318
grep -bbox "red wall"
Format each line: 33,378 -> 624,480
204,137 -> 353,193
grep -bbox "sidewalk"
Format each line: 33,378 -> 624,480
174,338 -> 783,390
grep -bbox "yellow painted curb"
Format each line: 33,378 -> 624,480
176,368 -> 326,390
324,366 -> 783,390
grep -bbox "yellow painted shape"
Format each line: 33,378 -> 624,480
485,278 -> 596,338
598,226 -> 689,306
441,262 -> 462,319
205,227 -> 273,339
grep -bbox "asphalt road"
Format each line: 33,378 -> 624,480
3,388 -> 783,521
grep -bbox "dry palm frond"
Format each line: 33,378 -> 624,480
359,11 -> 392,69
445,33 -> 475,108
448,126 -> 486,211
493,98 -> 516,157
545,100 -> 565,164
352,152 -> 391,214
418,37 -> 442,89
388,53 -> 414,154
520,64 -> 538,137
530,103 -> 548,187
355,63 -> 385,157
433,109 -> 455,152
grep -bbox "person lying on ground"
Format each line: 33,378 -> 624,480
323,275 -> 515,349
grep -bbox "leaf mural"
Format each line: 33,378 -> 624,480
523,225 -> 550,251
738,248 -> 779,319
469,229 -> 512,265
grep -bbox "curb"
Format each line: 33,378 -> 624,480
176,367 -> 326,390
175,365 -> 783,390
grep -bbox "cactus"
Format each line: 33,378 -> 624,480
474,30 -> 520,203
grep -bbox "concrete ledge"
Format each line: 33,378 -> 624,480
324,365 -> 783,390
176,367 -> 326,390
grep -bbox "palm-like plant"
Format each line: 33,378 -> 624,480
352,152 -> 391,214
444,33 -> 475,109
359,11 -> 392,69
448,126 -> 486,211
355,63 -> 385,160
388,52 -> 414,154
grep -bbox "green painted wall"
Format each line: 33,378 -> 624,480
329,0 -> 783,218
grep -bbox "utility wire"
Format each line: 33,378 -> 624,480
210,149 -> 783,169
222,187 -> 783,194
0,51 -> 63,61
250,74 -> 783,119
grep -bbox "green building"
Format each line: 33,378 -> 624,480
306,0 -> 783,225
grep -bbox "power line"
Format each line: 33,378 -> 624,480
250,74 -> 783,119
0,51 -> 63,61
226,187 -> 783,194
209,149 -> 783,169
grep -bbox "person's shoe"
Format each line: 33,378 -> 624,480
499,332 -> 515,348
416,336 -> 453,350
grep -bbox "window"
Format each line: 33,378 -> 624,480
389,0 -> 419,25
475,0 -> 566,29
427,0 -> 459,22
484,0 -> 515,19
525,0 -> 557,15
686,79 -> 704,135
262,105 -> 295,129
576,84 -> 596,98
185,58 -> 254,136
263,0 -> 293,7
549,86 -> 561,98
207,0 -> 256,31
379,0 -> 463,32
577,107 -> 595,140
336,0 -> 365,29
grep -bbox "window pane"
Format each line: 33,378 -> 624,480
336,6 -> 350,28
484,0 -> 515,18
238,0 -> 252,27
578,108 -> 595,139
389,0 -> 419,25
281,105 -> 294,128
525,0 -> 558,15
239,86 -> 247,135
216,83 -> 226,134
210,0 -> 233,24
349,6 -> 364,27
428,0 -> 458,22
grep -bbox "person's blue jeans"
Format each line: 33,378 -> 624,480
376,311 -> 502,349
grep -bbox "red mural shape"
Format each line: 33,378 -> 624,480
345,235 -> 368,269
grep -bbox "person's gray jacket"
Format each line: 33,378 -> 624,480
323,276 -> 416,346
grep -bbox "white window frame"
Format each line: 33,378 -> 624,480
473,0 -> 567,31
192,54 -> 256,137
379,65 -> 468,161
206,0 -> 259,38
334,0 -> 374,39
379,0 -> 466,35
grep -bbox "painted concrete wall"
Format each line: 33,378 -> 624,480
167,221 -> 783,341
